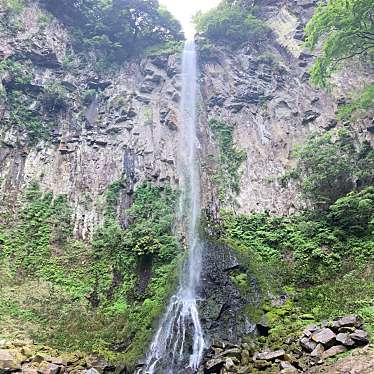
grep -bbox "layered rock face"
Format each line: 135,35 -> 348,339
0,3 -> 182,239
1,0 -> 373,236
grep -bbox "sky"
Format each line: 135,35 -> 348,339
159,0 -> 221,39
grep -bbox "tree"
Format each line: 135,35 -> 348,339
305,0 -> 374,87
41,0 -> 183,58
194,1 -> 271,46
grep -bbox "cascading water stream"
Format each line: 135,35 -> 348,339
139,40 -> 205,374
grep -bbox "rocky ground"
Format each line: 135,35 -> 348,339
200,315 -> 372,374
0,340 -> 120,374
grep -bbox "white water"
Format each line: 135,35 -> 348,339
139,41 -> 205,374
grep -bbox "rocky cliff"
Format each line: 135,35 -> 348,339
0,0 -> 373,372
1,0 -> 373,235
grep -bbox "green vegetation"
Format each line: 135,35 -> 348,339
214,186 -> 374,344
305,0 -> 374,88
0,59 -> 71,145
0,182 -> 180,368
283,128 -> 374,208
208,118 -> 247,199
338,84 -> 374,120
42,0 -> 184,60
194,1 -> 271,46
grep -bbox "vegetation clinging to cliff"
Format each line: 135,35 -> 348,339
194,1 -> 271,46
283,128 -> 374,208
305,0 -> 374,88
0,182 -> 180,367
40,0 -> 183,59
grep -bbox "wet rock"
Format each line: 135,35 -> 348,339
336,333 -> 355,347
322,345 -> 347,359
257,349 -> 285,361
302,110 -> 320,124
256,319 -> 270,337
350,329 -> 369,344
311,328 -> 336,346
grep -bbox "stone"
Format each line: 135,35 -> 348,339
300,337 -> 317,352
221,348 -> 242,360
224,357 -> 236,370
302,110 -> 320,124
38,361 -> 61,374
322,345 -> 347,359
311,328 -> 336,346
350,329 -> 369,344
310,343 -> 324,358
0,349 -> 21,370
205,357 -> 225,372
84,369 -> 101,374
333,315 -> 362,329
254,359 -> 271,369
241,350 -> 251,366
336,333 -> 355,347
257,349 -> 285,361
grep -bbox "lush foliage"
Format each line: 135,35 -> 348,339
194,1 -> 271,46
337,83 -> 374,120
215,186 -> 374,340
41,0 -> 183,59
0,182 -> 180,368
208,118 -> 247,200
283,128 -> 374,207
305,0 -> 374,87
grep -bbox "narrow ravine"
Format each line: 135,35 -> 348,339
139,40 -> 205,374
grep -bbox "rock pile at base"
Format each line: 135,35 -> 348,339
201,315 -> 370,373
0,340 -> 125,374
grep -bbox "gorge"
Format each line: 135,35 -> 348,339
0,1 -> 373,374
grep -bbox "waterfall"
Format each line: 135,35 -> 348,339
139,40 -> 205,374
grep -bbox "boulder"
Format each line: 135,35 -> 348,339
0,349 -> 22,370
205,357 -> 225,373
322,345 -> 347,359
336,333 -> 355,347
300,337 -> 317,352
301,110 -> 320,124
240,350 -> 251,366
254,360 -> 271,369
257,349 -> 285,361
38,362 -> 61,374
311,328 -> 336,346
333,316 -> 362,330
221,348 -> 242,360
310,344 -> 324,358
85,356 -> 109,373
84,369 -> 101,374
350,330 -> 369,344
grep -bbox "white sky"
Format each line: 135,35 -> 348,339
159,0 -> 221,39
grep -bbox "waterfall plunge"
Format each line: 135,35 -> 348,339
139,41 -> 205,374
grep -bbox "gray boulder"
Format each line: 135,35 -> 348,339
311,328 -> 336,346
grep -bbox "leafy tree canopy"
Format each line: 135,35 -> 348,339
305,0 -> 374,87
41,0 -> 184,59
193,0 -> 271,46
